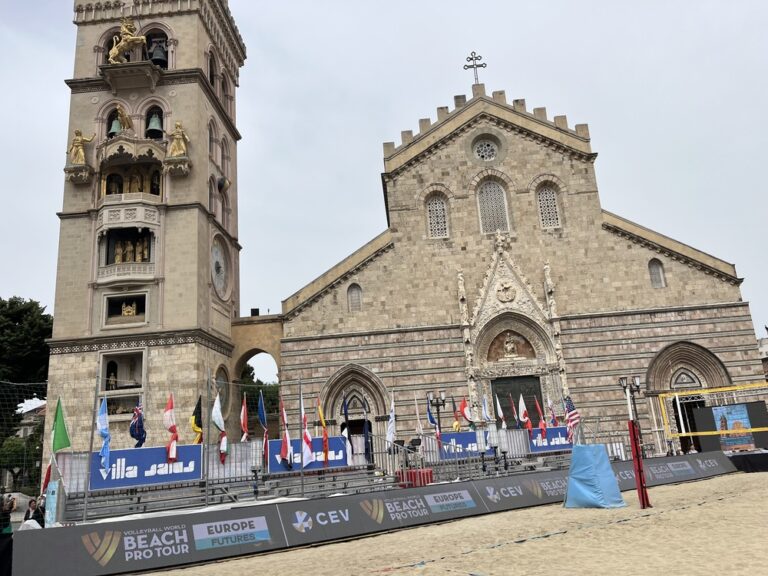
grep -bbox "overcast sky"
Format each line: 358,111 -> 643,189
1,1 -> 766,378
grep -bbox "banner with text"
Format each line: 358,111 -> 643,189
528,426 -> 572,453
267,436 -> 348,473
439,431 -> 495,459
89,444 -> 202,490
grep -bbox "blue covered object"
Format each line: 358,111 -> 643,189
564,444 -> 626,508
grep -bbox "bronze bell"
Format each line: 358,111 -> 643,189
108,117 -> 122,138
145,113 -> 163,139
149,41 -> 168,68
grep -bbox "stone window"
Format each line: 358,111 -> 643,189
474,139 -> 498,161
144,29 -> 169,69
208,123 -> 216,158
105,294 -> 146,325
649,258 -> 666,288
101,350 -> 144,417
208,52 -> 217,87
348,283 -> 363,312
537,184 -> 561,229
209,179 -> 217,215
478,180 -> 509,234
426,194 -> 449,238
221,137 -> 230,176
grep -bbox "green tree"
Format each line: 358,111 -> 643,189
0,297 -> 52,441
0,436 -> 25,490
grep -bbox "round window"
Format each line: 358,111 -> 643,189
474,139 -> 498,161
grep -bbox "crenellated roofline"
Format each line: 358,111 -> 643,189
383,84 -> 595,177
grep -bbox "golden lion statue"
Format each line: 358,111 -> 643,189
108,17 -> 147,64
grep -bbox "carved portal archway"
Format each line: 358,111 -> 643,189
646,341 -> 731,392
321,363 -> 388,424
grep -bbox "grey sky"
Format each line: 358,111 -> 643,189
1,1 -> 766,373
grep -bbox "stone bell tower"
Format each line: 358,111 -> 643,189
45,0 -> 246,454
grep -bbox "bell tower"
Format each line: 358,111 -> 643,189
46,1 -> 246,452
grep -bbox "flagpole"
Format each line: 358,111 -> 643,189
205,367 -> 212,507
298,378 -> 304,497
82,380 -> 101,522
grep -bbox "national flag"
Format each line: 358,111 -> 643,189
212,392 -> 228,464
386,393 -> 396,445
426,399 -> 441,449
495,394 -> 507,430
129,400 -> 146,448
279,394 -> 293,468
300,392 -> 315,467
451,397 -> 461,432
163,393 -> 179,463
51,398 -> 71,453
414,392 -> 424,436
240,393 -> 249,442
317,396 -> 329,466
508,393 -> 520,428
459,397 -> 473,425
534,396 -> 547,439
564,395 -> 581,443
481,395 -> 492,422
547,394 -> 559,427
97,397 -> 111,470
257,389 -> 268,467
518,394 -> 533,436
341,393 -> 354,454
189,395 -> 203,444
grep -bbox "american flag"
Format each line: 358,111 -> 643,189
564,395 -> 580,442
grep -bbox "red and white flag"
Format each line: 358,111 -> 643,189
300,392 -> 315,467
518,394 -> 533,436
534,396 -> 547,439
212,392 -> 228,464
459,397 -> 473,424
279,394 -> 293,468
163,393 -> 178,463
495,394 -> 507,430
240,394 -> 249,442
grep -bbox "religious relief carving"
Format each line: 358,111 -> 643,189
503,332 -> 518,357
496,279 -> 516,303
457,270 -> 469,326
494,230 -> 510,253
108,17 -> 147,65
543,261 -> 558,318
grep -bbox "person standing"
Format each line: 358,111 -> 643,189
0,490 -> 16,576
22,498 -> 44,528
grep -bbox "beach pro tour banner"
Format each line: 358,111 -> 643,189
15,452 -> 736,576
89,444 -> 202,490
267,436 -> 348,473
528,426 -> 573,453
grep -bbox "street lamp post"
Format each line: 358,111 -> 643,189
428,391 -> 446,434
619,376 -> 651,509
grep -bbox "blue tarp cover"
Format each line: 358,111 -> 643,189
564,444 -> 626,508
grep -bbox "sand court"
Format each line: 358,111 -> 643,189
150,472 -> 767,576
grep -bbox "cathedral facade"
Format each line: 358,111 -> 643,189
46,1 -> 764,458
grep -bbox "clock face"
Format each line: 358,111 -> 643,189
211,237 -> 229,298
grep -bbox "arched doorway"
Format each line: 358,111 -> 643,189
646,342 -> 732,454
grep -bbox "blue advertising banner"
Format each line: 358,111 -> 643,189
440,432 -> 494,459
528,426 -> 572,453
267,436 -> 348,473
712,404 -> 755,451
89,444 -> 202,490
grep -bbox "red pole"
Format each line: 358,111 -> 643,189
628,420 -> 652,508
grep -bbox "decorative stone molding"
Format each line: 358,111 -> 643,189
319,363 -> 388,418
528,173 -> 568,195
49,329 -> 233,356
63,164 -> 95,184
163,155 -> 192,176
646,341 -> 732,392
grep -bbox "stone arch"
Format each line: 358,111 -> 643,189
528,173 -> 568,195
416,182 -> 455,204
321,364 -> 388,420
646,341 -> 731,392
469,168 -> 516,192
231,317 -> 284,380
475,311 -> 556,365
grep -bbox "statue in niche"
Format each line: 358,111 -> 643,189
129,172 -> 143,193
503,332 -> 518,357
134,244 -> 142,262
116,104 -> 134,132
107,372 -> 117,390
457,271 -> 465,300
123,240 -> 135,263
67,130 -> 95,165
114,240 -> 123,264
150,171 -> 161,195
108,17 -> 146,64
121,302 -> 137,316
544,261 -> 555,295
166,121 -> 190,157
142,236 -> 149,261
106,174 -> 123,195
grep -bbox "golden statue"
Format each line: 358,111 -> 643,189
124,240 -> 135,263
166,121 -> 190,157
114,240 -> 123,263
116,104 -> 134,132
121,302 -> 137,316
108,17 -> 147,65
142,236 -> 149,261
129,172 -> 143,193
67,130 -> 95,165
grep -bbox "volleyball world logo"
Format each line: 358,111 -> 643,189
82,530 -> 122,567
